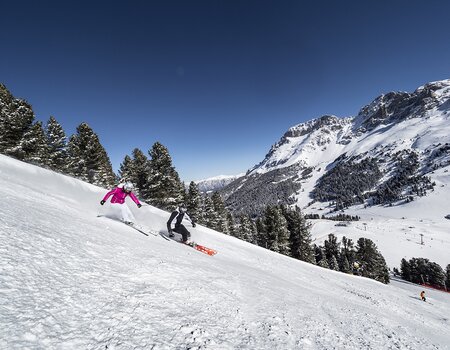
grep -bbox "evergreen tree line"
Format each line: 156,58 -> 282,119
372,151 -> 435,205
312,151 -> 435,211
223,205 -> 316,264
400,257 -> 449,289
121,159 -> 236,229
119,152 -> 237,227
312,157 -> 383,210
184,183 -> 234,233
0,83 -> 116,188
304,213 -> 360,221
218,203 -> 389,284
313,234 -> 390,284
172,199 -> 316,266
0,84 -> 234,221
0,84 -> 185,204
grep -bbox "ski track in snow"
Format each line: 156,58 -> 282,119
1,155 -> 450,349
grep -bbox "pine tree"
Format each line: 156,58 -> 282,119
231,214 -> 243,239
67,122 -> 115,187
427,262 -> 446,287
264,206 -> 278,251
239,215 -> 256,243
180,182 -> 188,204
16,121 -> 50,165
341,255 -> 351,273
283,206 -> 315,263
0,84 -> 35,155
403,257 -> 445,286
226,212 -> 236,237
119,155 -> 134,182
317,255 -> 329,269
356,237 -> 390,284
186,181 -> 202,223
446,264 -> 450,290
249,219 -> 258,244
255,217 -> 267,248
45,116 -> 68,171
329,255 -> 339,271
145,142 -> 183,210
211,192 -> 228,233
406,258 -> 428,284
324,234 -> 340,263
264,206 -> 290,255
200,195 -> 216,228
131,148 -> 150,197
340,236 -> 356,273
314,244 -> 326,267
400,258 -> 411,281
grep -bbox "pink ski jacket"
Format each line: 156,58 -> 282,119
102,187 -> 141,205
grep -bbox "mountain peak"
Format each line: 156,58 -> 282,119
355,79 -> 450,132
223,78 -> 450,215
417,78 -> 450,92
285,115 -> 343,138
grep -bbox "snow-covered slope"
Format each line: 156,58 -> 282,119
195,174 -> 244,193
308,162 -> 450,269
1,154 -> 450,349
249,115 -> 353,174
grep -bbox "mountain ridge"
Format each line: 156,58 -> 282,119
222,79 -> 450,215
194,173 -> 244,193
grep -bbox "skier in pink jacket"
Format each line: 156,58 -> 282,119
100,182 -> 141,224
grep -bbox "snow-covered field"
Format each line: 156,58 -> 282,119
1,154 -> 449,349
308,164 -> 450,269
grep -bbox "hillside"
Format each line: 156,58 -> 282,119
1,154 -> 449,349
195,174 -> 244,193
308,163 -> 450,269
222,79 -> 450,216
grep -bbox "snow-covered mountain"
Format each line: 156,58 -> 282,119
195,173 -> 244,193
222,79 -> 450,216
1,154 -> 450,349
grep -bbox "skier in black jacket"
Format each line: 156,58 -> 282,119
167,204 -> 196,243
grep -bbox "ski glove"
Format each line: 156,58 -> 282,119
137,204 -> 142,208
100,200 -> 105,205
192,222 -> 196,228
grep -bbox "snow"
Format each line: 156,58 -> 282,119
1,154 -> 450,349
249,80 -> 450,200
237,79 -> 450,270
195,173 -> 244,193
309,164 -> 450,269
195,174 -> 245,183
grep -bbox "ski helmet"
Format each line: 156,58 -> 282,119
178,204 -> 187,213
123,182 -> 134,192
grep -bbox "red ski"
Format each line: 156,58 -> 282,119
184,242 -> 217,256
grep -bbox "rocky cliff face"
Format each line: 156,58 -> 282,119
354,81 -> 447,132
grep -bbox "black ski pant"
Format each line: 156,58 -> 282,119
173,224 -> 190,242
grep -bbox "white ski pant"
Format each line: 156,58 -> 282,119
108,203 -> 135,223
118,203 -> 135,222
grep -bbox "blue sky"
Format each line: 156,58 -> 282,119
1,0 -> 449,182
